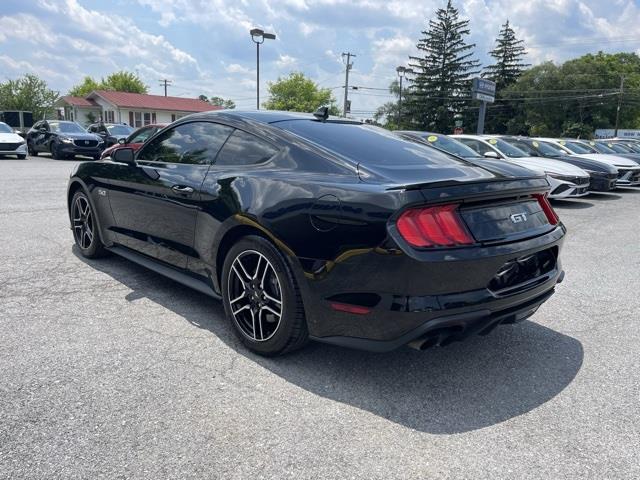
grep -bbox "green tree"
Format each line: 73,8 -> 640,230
68,76 -> 101,97
373,80 -> 401,129
503,52 -> 640,136
0,74 -> 59,120
68,71 -> 148,96
406,0 -> 480,132
103,71 -> 147,93
263,72 -> 339,115
208,96 -> 236,109
482,20 -> 530,133
483,20 -> 529,90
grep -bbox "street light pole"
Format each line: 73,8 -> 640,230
250,28 -> 276,110
395,66 -> 413,127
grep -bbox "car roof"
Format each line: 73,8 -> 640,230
189,109 -> 363,125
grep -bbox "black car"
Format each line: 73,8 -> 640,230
499,137 -> 618,191
67,110 -> 565,356
27,120 -> 103,160
87,123 -> 134,148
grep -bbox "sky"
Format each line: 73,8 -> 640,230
1,0 -> 640,118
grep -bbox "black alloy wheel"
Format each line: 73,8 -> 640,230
222,236 -> 308,356
71,191 -> 106,258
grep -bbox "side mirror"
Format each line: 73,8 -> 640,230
39,128 -> 47,134
483,151 -> 500,159
112,147 -> 136,166
118,138 -> 126,145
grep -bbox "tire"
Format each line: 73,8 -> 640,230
51,142 -> 65,160
70,190 -> 107,258
27,142 -> 38,156
17,154 -> 26,160
221,235 -> 308,356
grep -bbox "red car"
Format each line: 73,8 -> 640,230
100,124 -> 167,159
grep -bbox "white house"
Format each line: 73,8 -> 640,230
56,90 -> 222,127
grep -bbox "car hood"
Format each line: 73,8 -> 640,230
574,153 -> 640,168
551,155 -> 618,174
0,132 -> 25,143
506,157 -> 589,176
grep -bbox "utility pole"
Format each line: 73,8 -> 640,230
158,79 -> 172,97
342,52 -> 355,117
614,75 -> 625,137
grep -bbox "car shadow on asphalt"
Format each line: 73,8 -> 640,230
75,248 -> 584,435
550,199 -> 594,209
585,192 -> 622,201
615,187 -> 640,194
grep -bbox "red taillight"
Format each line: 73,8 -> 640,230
533,193 -> 559,225
396,204 -> 474,248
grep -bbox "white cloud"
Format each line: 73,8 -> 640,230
276,54 -> 297,68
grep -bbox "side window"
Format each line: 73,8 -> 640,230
215,130 -> 278,166
459,139 -> 492,155
129,127 -> 152,144
137,121 -> 233,165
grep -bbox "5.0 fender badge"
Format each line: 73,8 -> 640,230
97,188 -> 107,196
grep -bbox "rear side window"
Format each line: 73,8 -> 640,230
457,138 -> 494,155
215,130 -> 278,166
138,121 -> 233,165
275,121 -> 461,166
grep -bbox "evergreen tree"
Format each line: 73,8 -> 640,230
405,0 -> 480,132
483,20 -> 529,90
482,21 -> 530,133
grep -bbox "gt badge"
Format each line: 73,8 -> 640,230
510,212 -> 527,224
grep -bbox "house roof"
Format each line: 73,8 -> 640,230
89,90 -> 222,113
59,96 -> 100,108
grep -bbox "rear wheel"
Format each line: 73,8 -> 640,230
70,191 -> 107,258
221,236 -> 308,356
27,142 -> 37,156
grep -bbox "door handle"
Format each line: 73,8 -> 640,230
171,185 -> 194,195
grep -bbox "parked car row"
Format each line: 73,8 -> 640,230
21,120 -> 167,160
396,131 -> 640,198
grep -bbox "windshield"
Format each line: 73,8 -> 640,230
485,138 -> 529,158
618,142 -> 640,153
534,140 -> 566,157
107,125 -> 134,135
586,142 -> 616,154
604,142 -> 632,154
501,138 -> 537,156
562,141 -> 593,154
275,121 -> 469,167
0,122 -> 13,134
414,133 -> 481,158
49,122 -> 85,134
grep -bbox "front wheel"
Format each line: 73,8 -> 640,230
51,142 -> 64,160
27,142 -> 38,156
17,154 -> 26,160
70,191 -> 107,258
221,236 -> 308,356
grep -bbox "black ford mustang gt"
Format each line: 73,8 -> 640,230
67,110 -> 566,356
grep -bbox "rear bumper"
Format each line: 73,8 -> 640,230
295,225 -> 565,351
311,280 -> 560,352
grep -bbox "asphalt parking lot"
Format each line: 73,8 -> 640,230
1,155 -> 639,479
